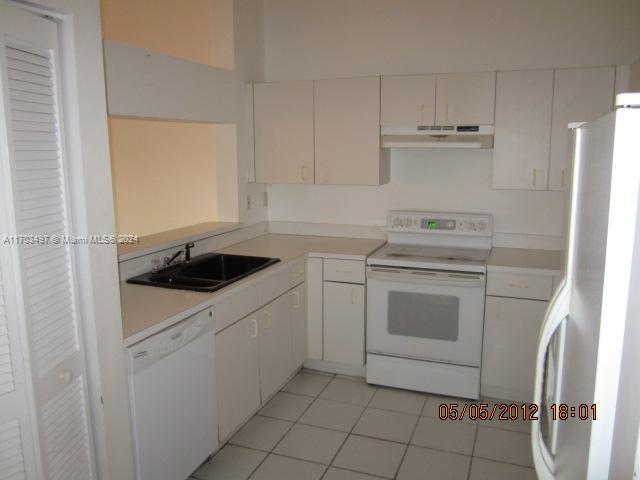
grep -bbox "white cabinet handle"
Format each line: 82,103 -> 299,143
264,310 -> 272,329
250,318 -> 258,338
560,169 -> 565,188
350,288 -> 356,304
533,168 -> 538,187
322,166 -> 329,183
301,165 -> 308,181
59,369 -> 73,385
292,291 -> 301,308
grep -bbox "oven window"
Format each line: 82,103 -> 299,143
387,291 -> 459,341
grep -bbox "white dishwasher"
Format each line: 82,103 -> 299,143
128,307 -> 218,480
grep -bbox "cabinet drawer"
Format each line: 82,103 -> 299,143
258,267 -> 290,305
215,285 -> 259,333
323,259 -> 365,284
487,271 -> 554,300
289,259 -> 306,287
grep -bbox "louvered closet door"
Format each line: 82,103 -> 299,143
0,3 -> 96,480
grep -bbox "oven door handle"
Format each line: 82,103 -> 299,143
367,268 -> 485,288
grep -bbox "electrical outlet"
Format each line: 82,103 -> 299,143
246,194 -> 252,210
262,191 -> 268,207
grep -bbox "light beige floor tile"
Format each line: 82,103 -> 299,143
396,446 -> 471,480
193,445 -> 267,480
352,408 -> 418,443
320,378 -> 377,406
259,392 -> 314,421
411,417 -> 476,455
422,395 -> 478,424
249,454 -> 325,480
283,372 -> 333,397
473,426 -> 534,467
476,399 -> 531,433
274,424 -> 347,464
299,398 -> 364,432
323,467 -> 385,480
468,457 -> 538,480
333,435 -> 406,479
230,416 -> 292,451
368,388 -> 426,415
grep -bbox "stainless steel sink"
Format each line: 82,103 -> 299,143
127,253 -> 281,292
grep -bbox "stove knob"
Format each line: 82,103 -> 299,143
477,220 -> 487,231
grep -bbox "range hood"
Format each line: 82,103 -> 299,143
381,125 -> 494,149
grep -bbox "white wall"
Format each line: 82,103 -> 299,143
264,0 -> 640,81
263,0 -> 640,247
269,150 -> 566,247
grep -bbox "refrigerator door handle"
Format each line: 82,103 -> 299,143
532,279 -> 570,480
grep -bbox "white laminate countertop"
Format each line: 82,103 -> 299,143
120,234 -> 385,346
487,247 -> 563,275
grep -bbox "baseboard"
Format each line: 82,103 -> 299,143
481,384 -> 533,403
304,358 -> 365,377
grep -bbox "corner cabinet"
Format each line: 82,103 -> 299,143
492,69 -> 554,190
314,76 -> 388,185
254,81 -> 314,184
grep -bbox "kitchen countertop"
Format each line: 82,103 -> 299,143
120,234 -> 385,346
487,247 -> 562,275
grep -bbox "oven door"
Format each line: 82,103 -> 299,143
366,266 -> 485,366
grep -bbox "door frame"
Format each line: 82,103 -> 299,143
5,1 -> 134,479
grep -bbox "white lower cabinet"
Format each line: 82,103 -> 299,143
259,293 -> 294,402
215,266 -> 308,442
481,295 -> 549,402
215,315 -> 260,441
290,284 -> 307,369
323,281 -> 365,367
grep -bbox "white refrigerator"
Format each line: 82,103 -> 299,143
532,93 -> 640,479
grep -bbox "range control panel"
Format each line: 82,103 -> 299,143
388,211 -> 493,235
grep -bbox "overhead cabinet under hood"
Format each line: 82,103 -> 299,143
381,125 -> 494,149
381,72 -> 496,149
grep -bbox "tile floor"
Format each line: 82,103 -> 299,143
191,370 -> 538,480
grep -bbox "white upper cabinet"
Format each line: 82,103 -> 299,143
548,67 -> 615,190
314,76 -> 388,185
381,74 -> 436,126
493,69 -> 554,190
435,72 -> 496,125
254,81 -> 314,184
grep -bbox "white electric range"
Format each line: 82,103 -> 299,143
366,210 -> 493,399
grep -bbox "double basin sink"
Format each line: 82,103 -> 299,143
127,253 -> 281,292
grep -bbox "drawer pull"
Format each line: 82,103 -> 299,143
293,291 -> 301,308
250,319 -> 258,338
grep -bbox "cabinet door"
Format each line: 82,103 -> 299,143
435,72 -> 495,125
314,77 -> 384,185
306,258 -> 323,360
259,293 -> 293,402
548,67 -> 615,190
493,69 -> 554,190
323,282 -> 365,366
481,296 -> 548,401
215,316 -> 260,440
254,81 -> 314,184
381,74 -> 436,126
290,283 -> 307,369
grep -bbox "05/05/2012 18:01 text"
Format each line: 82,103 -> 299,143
438,402 -> 598,421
